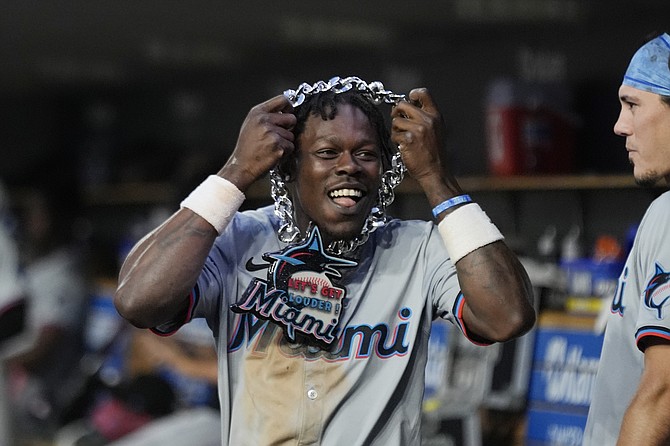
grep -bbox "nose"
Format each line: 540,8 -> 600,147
336,151 -> 362,175
613,108 -> 632,137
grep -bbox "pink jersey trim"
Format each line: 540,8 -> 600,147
453,292 -> 492,346
150,287 -> 198,336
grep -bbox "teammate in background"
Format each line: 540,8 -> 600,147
0,180 -> 25,445
584,32 -> 670,445
114,76 -> 536,445
6,182 -> 89,442
0,181 -> 24,346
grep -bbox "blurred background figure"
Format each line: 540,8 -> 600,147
55,318 -> 220,446
129,318 -> 218,410
52,169 -> 220,446
0,180 -> 25,346
106,319 -> 221,446
0,180 -> 27,446
4,177 -> 90,444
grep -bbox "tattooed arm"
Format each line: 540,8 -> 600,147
114,95 -> 296,328
450,241 -> 535,342
391,88 -> 535,342
114,210 -> 217,328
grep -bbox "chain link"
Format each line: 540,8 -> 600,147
273,76 -> 407,255
283,76 -> 406,107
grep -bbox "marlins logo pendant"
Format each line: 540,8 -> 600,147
231,226 -> 357,349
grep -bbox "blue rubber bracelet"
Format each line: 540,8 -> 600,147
432,194 -> 472,218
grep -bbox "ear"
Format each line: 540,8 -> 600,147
277,153 -> 297,182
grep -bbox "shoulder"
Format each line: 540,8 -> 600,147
649,190 -> 670,210
640,191 -> 670,227
633,190 -> 670,257
378,217 -> 434,237
373,218 -> 442,252
227,205 -> 278,234
212,205 -> 279,258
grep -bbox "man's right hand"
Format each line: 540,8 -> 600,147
218,95 -> 296,192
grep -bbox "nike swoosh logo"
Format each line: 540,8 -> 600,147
245,257 -> 269,272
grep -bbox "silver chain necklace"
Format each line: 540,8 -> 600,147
271,76 -> 407,256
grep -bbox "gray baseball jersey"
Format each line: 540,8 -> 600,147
584,191 -> 670,445
155,205 -> 483,445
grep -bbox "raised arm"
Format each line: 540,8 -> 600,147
114,95 -> 296,328
391,88 -> 535,342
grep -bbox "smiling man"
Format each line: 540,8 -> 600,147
114,76 -> 535,445
288,99 -> 382,244
584,32 -> 670,445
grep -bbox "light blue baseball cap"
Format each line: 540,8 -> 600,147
623,33 -> 670,96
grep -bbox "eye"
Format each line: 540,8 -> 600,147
355,148 -> 380,161
315,148 -> 338,159
621,98 -> 637,110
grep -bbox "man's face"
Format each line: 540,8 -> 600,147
289,103 -> 382,245
614,85 -> 670,186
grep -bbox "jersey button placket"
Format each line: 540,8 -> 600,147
301,360 -> 324,445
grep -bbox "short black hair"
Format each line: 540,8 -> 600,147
292,90 -> 394,170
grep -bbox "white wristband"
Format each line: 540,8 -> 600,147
180,175 -> 245,234
437,203 -> 504,264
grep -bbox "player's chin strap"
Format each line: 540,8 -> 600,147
270,76 -> 407,256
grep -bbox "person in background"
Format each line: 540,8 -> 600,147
114,76 -> 536,445
130,318 -> 218,409
0,180 -> 26,445
0,181 -> 24,346
95,320 -> 221,446
55,319 -> 221,446
584,32 -> 670,445
5,179 -> 89,442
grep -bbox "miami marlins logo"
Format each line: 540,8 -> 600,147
644,263 -> 670,320
231,226 -> 357,348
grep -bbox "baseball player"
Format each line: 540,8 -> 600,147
583,32 -> 670,445
114,77 -> 536,445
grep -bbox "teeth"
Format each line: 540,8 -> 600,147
329,188 -> 363,198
